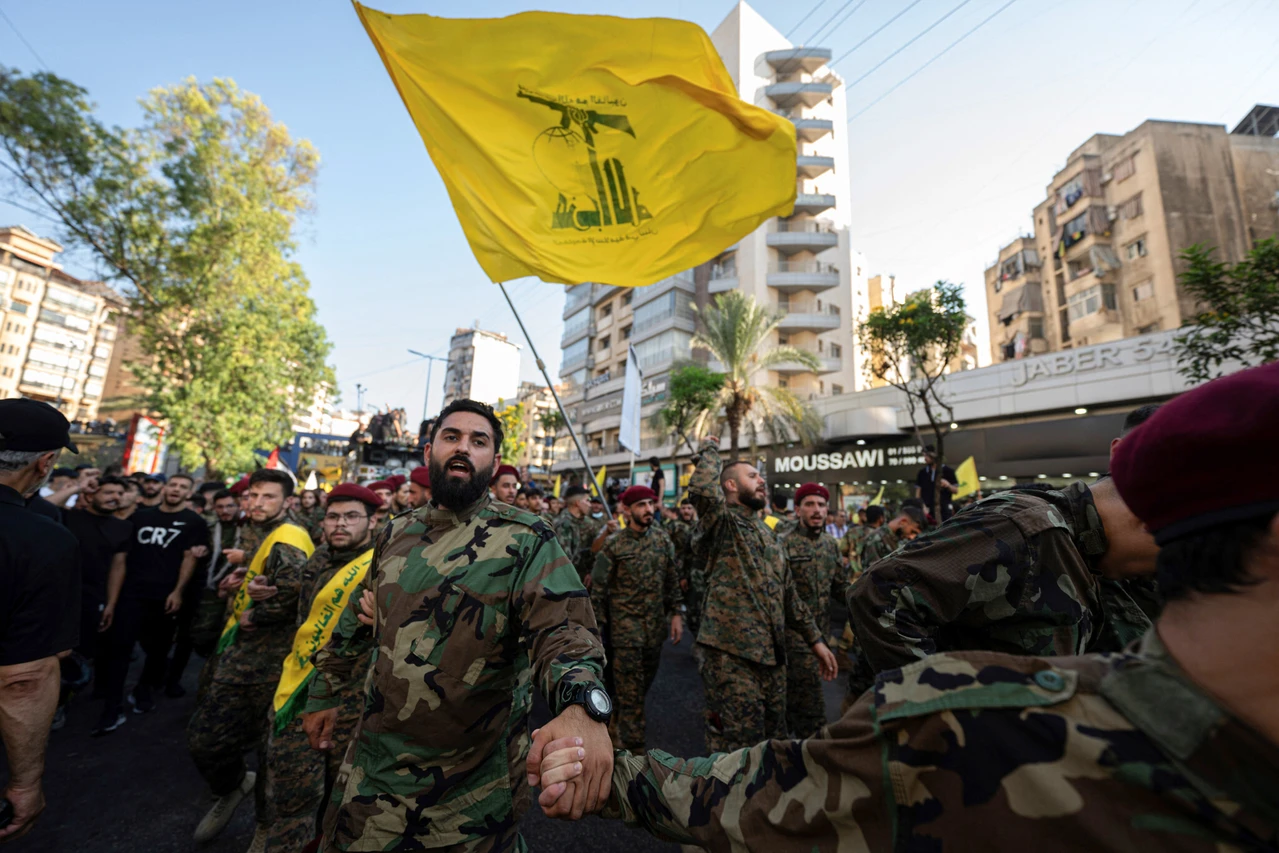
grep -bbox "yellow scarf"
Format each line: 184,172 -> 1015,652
215,522 -> 315,654
272,547 -> 374,731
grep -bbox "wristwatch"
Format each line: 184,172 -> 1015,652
557,680 -> 613,723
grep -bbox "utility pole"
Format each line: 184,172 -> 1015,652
355,383 -> 365,419
407,350 -> 447,424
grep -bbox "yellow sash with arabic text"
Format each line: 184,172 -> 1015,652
271,547 -> 374,731
215,523 -> 315,654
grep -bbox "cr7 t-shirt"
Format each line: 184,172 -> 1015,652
126,507 -> 209,599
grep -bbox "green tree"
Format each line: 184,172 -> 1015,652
1174,238 -> 1279,383
691,290 -> 822,459
538,408 -> 566,468
857,281 -> 969,517
650,362 -> 724,466
496,402 -> 527,465
0,69 -> 333,476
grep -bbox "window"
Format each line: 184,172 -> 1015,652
831,384 -> 844,395
1066,284 -> 1117,322
1125,236 -> 1147,260
1132,280 -> 1154,302
620,324 -> 632,340
830,342 -> 842,358
778,335 -> 789,346
778,377 -> 789,389
1029,317 -> 1045,339
1112,154 -> 1136,183
1068,258 -> 1093,280
1137,322 -> 1160,334
563,306 -> 590,339
562,337 -> 589,367
819,381 -> 825,394
1118,193 -> 1143,220
9,302 -> 27,315
597,335 -> 610,351
622,291 -> 633,307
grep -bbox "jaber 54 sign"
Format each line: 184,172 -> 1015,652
1009,335 -> 1174,387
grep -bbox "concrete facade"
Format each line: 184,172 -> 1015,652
442,326 -> 520,408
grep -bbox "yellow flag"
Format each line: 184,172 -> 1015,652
868,485 -> 885,507
353,4 -> 796,286
594,465 -> 607,495
553,474 -> 562,498
955,456 -> 980,498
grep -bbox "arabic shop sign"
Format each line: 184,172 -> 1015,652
1009,335 -> 1174,387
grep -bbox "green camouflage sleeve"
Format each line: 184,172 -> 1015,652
687,438 -> 727,527
248,542 -> 309,627
782,561 -> 823,647
516,528 -> 607,712
589,538 -> 614,627
304,562 -> 376,713
661,533 -> 682,617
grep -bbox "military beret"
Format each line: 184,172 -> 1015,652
228,476 -> 250,495
386,474 -> 406,490
495,464 -> 521,481
1113,362 -> 1279,544
564,485 -> 590,499
409,467 -> 431,488
620,485 -> 657,506
367,480 -> 393,492
327,483 -> 382,511
795,483 -> 829,504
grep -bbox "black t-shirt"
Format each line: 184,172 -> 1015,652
0,484 -> 81,665
64,508 -> 133,606
649,468 -> 666,498
125,507 -> 209,599
916,464 -> 958,519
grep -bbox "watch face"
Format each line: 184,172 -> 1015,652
587,688 -> 611,715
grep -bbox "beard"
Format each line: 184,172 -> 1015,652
739,491 -> 766,511
429,453 -> 494,510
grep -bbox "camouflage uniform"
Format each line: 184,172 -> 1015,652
688,438 -> 823,752
779,524 -> 843,738
186,515 -> 311,823
551,509 -> 591,582
305,494 -> 605,852
858,523 -> 903,570
264,542 -> 374,853
840,524 -> 872,574
846,482 -> 1152,698
604,632 -> 1277,852
684,527 -> 708,641
664,518 -> 694,587
590,524 -> 682,751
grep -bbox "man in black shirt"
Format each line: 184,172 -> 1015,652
0,399 -> 81,842
95,473 -> 207,734
914,445 -> 958,522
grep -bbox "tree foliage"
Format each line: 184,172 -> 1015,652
691,290 -> 822,459
538,407 -> 566,467
651,362 -> 724,465
1174,239 -> 1279,383
858,281 -> 968,514
496,402 -> 527,465
0,69 -> 333,475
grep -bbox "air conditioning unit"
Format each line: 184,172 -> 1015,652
1107,206 -> 1118,221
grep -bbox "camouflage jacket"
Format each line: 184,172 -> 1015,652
590,525 -> 683,648
779,525 -> 844,648
840,524 -> 871,572
214,515 -> 311,685
848,482 -> 1152,684
688,438 -> 822,666
305,494 -> 605,850
858,523 -> 901,569
551,509 -> 592,581
664,518 -> 694,584
606,631 -> 1278,852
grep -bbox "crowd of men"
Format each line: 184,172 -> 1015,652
0,362 -> 1275,851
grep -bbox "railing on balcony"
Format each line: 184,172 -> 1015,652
38,308 -> 92,332
564,284 -> 593,314
776,220 -> 835,234
775,300 -> 840,316
42,294 -> 97,317
773,261 -> 838,275
633,307 -> 695,336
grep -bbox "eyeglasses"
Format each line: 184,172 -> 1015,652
324,512 -> 368,524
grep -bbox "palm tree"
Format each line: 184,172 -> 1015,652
692,290 -> 823,459
538,409 -> 567,468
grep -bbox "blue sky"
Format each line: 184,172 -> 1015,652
3,0 -> 1276,420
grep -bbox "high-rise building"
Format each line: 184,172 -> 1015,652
0,226 -> 125,421
553,1 -> 866,479
442,326 -> 520,408
985,106 -> 1279,363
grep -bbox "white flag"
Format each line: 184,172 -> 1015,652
619,344 -> 643,454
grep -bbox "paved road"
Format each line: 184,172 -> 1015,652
19,629 -> 849,853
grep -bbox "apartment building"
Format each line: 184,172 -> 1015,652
442,325 -> 520,408
554,1 -> 867,478
986,105 -> 1279,362
0,226 -> 125,421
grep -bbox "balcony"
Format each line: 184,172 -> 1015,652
763,47 -> 832,74
767,261 -> 840,293
561,351 -> 593,374
563,283 -> 593,318
560,320 -> 595,348
794,193 -> 836,215
772,348 -> 843,375
791,117 -> 833,142
767,222 -> 838,255
775,302 -> 841,333
708,265 -> 738,294
765,80 -> 833,109
633,307 -> 695,337
796,155 -> 835,179
632,270 -> 695,308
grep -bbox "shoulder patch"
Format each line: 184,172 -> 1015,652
485,499 -> 550,530
874,652 -> 1079,722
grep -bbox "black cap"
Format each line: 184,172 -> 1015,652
0,399 -> 78,453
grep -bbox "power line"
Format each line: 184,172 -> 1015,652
844,0 -> 974,90
0,8 -> 49,71
785,0 -> 829,38
848,0 -> 1019,122
829,0 -> 927,67
812,0 -> 871,49
806,0 -> 862,46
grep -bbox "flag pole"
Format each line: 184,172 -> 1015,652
497,281 -> 613,521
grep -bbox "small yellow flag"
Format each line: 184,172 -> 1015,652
955,456 -> 980,498
868,485 -> 885,507
353,3 -> 797,286
594,465 -> 608,495
553,474 -> 562,498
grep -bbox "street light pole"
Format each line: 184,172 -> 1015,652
407,350 -> 447,424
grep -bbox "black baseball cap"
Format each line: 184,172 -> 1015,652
0,399 -> 78,453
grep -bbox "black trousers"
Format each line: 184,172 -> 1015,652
166,577 -> 205,686
98,596 -> 178,714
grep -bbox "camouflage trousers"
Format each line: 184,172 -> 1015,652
699,645 -> 786,753
264,699 -> 361,853
613,644 -> 662,752
186,677 -> 274,821
785,635 -> 826,739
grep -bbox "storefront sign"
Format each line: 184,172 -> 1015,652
771,443 -> 925,480
641,376 -> 668,405
1009,335 -> 1174,387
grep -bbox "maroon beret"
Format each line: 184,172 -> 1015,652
620,485 -> 658,506
410,467 -> 431,488
367,480 -> 393,493
327,483 -> 383,511
794,483 -> 830,504
1113,362 -> 1279,543
385,474 -> 406,490
495,464 -> 521,481
228,476 -> 250,495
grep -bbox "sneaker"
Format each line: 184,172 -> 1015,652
51,705 -> 67,731
164,682 -> 187,699
129,684 -> 156,714
91,711 -> 127,737
246,825 -> 268,853
193,770 -> 256,843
